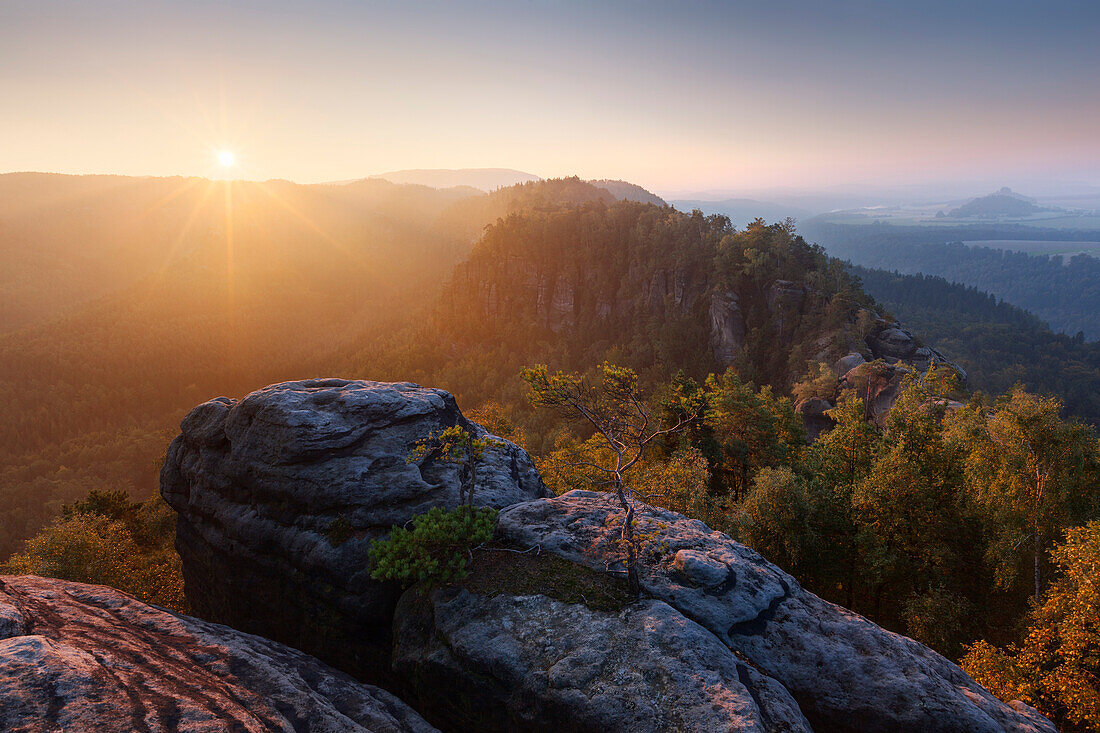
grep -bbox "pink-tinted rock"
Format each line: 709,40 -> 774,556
0,575 -> 436,733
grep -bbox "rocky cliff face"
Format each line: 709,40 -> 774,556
0,575 -> 436,733
157,381 -> 1052,732
449,242 -> 961,407
160,378 -> 550,682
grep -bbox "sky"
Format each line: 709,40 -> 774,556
3,0 -> 1099,196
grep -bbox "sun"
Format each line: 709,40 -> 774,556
217,150 -> 235,167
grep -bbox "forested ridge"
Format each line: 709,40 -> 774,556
806,221 -> 1100,338
341,204 -> 875,456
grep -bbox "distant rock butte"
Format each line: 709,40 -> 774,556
0,575 -> 436,733
947,189 -> 1047,218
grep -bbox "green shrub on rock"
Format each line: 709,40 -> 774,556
368,506 -> 497,586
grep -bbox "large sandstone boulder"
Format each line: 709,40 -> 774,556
0,575 -> 436,733
794,397 -> 833,442
160,378 -> 550,681
838,361 -> 907,425
496,491 -> 1056,733
865,323 -> 967,384
393,588 -> 811,732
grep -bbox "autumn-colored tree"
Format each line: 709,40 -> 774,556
522,362 -> 698,596
407,425 -> 504,508
734,466 -> 819,574
949,387 -> 1100,600
792,361 -> 839,403
852,370 -> 976,634
798,396 -> 877,607
537,430 -> 711,521
703,369 -> 803,500
806,396 -> 879,489
962,521 -> 1100,732
467,400 -> 528,449
3,493 -> 186,610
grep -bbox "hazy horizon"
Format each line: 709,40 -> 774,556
5,1 -> 1099,194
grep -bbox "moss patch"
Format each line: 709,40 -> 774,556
324,515 -> 354,546
459,545 -> 630,612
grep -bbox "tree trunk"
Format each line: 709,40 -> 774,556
617,481 -> 640,598
1034,527 -> 1042,602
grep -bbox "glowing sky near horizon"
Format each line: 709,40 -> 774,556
3,0 -> 1098,193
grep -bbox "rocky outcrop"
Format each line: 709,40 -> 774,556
710,289 -> 746,364
795,397 -> 833,441
832,351 -> 866,376
799,319 -> 967,437
393,588 -> 811,732
159,381 -> 1049,732
160,378 -> 550,681
765,280 -> 808,338
865,321 -> 966,383
765,280 -> 807,315
495,491 -> 1055,733
0,575 -> 436,733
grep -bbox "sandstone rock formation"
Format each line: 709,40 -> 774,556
710,289 -> 746,363
160,378 -> 550,681
794,397 -> 833,441
393,588 -> 811,732
867,323 -> 966,381
832,351 -> 866,375
159,381 -> 1050,732
0,575 -> 436,733
496,491 -> 1056,733
837,360 -> 907,424
800,318 -> 967,436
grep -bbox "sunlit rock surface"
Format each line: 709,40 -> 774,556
160,378 -> 550,681
497,491 -> 1056,733
0,575 -> 436,733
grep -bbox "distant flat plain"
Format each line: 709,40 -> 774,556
963,239 -> 1100,259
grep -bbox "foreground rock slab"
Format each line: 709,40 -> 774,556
393,587 -> 811,733
0,575 -> 436,733
160,378 -> 550,680
499,491 -> 1056,733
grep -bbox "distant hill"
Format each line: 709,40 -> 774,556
588,179 -> 666,206
948,188 -> 1049,218
670,198 -> 812,228
365,168 -> 540,191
